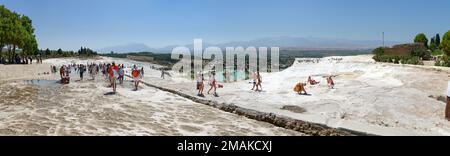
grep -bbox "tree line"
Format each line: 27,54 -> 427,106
1,5 -> 98,64
38,47 -> 98,58
0,5 -> 38,64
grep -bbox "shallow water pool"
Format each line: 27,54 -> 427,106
25,79 -> 60,87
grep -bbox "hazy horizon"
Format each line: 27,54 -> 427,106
1,0 -> 450,51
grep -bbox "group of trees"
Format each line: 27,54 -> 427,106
38,47 -> 98,58
414,33 -> 429,48
442,31 -> 450,56
436,30 -> 450,66
373,30 -> 450,66
415,31 -> 450,67
38,48 -> 75,58
372,47 -> 424,65
0,5 -> 38,64
1,5 -> 98,64
430,34 -> 441,51
77,47 -> 97,56
414,33 -> 444,56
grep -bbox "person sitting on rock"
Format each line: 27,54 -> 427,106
294,82 -> 307,95
308,76 -> 320,85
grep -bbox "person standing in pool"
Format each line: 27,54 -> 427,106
107,63 -> 112,84
65,65 -> 70,78
95,64 -> 100,76
59,65 -> 66,79
446,80 -> 450,121
79,64 -> 85,80
132,65 -> 141,91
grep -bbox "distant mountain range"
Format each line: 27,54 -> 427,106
97,43 -> 158,54
97,36 -> 401,54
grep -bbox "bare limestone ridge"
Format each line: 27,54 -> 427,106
37,55 -> 450,136
129,74 -> 362,136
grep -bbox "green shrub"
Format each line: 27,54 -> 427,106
374,54 -> 423,65
393,56 -> 400,64
432,49 -> 444,56
372,55 -> 381,62
408,56 -> 423,65
436,55 -> 450,67
372,47 -> 385,56
400,56 -> 410,64
441,30 -> 450,56
410,47 -> 431,60
422,51 -> 432,60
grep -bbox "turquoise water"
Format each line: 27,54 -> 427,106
215,70 -> 247,82
25,80 -> 59,87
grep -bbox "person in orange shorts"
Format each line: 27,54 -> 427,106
109,62 -> 119,93
131,65 -> 141,91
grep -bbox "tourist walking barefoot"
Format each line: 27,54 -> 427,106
109,62 -> 119,93
107,63 -> 112,84
251,72 -> 257,90
327,76 -> 335,89
255,71 -> 262,91
132,65 -> 141,91
118,64 -> 124,85
207,72 -> 218,97
197,73 -> 205,96
79,64 -> 85,81
65,65 -> 70,78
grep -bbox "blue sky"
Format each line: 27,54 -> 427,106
1,0 -> 450,50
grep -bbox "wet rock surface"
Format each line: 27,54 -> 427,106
0,79 -> 304,136
137,77 -> 357,136
281,105 -> 307,113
